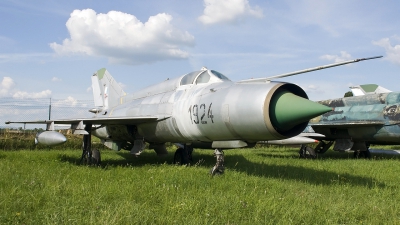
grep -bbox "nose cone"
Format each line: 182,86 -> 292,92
270,90 -> 332,132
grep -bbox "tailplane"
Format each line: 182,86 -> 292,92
91,68 -> 126,112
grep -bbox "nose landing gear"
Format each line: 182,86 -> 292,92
210,149 -> 224,176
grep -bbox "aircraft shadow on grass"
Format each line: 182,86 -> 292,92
58,150 -> 385,188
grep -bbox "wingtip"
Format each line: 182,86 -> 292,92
358,56 -> 383,61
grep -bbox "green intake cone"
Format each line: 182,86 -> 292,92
270,90 -> 332,131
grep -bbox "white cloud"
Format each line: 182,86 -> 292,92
0,76 -> 52,98
1,77 -> 15,90
198,0 -> 263,25
53,96 -> 78,107
373,37 -> 400,65
320,51 -> 352,63
13,90 -> 52,99
52,77 -> 62,82
0,77 -> 16,97
50,9 -> 195,65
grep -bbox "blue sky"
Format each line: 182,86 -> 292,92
1,0 -> 400,104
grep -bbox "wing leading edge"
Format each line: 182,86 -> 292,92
5,116 -> 166,126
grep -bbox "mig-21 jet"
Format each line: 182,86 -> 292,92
6,56 -> 380,174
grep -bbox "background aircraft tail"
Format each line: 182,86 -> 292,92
349,84 -> 391,96
91,68 -> 126,112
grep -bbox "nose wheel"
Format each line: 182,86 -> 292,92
210,149 -> 224,176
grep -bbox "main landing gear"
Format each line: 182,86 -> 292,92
80,124 -> 101,165
353,149 -> 371,158
299,145 -> 317,159
353,143 -> 371,159
173,145 -> 193,165
299,141 -> 333,159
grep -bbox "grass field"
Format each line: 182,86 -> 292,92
1,146 -> 400,224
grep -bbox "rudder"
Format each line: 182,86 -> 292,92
91,68 -> 126,111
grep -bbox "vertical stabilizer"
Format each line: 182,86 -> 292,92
350,84 -> 391,96
92,68 -> 126,111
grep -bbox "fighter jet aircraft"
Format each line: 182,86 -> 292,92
299,83 -> 400,159
6,56 -> 380,174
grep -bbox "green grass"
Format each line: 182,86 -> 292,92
1,146 -> 400,224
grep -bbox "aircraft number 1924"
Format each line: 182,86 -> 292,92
189,103 -> 214,124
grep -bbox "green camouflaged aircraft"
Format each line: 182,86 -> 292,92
300,84 -> 400,158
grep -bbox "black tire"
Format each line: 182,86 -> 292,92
91,149 -> 101,165
364,149 -> 371,159
173,148 -> 184,165
299,146 -> 317,159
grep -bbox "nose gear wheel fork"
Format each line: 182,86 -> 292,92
210,149 -> 224,176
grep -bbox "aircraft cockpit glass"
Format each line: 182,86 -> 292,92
210,70 -> 230,81
195,72 -> 211,84
180,71 -> 201,85
180,69 -> 231,86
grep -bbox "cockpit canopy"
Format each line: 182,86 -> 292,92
180,68 -> 230,86
124,67 -> 231,102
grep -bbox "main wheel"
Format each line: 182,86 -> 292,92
91,149 -> 101,165
173,148 -> 184,165
364,149 -> 371,159
299,146 -> 317,159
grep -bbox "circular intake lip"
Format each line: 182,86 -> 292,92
263,83 -> 291,139
264,83 -> 331,138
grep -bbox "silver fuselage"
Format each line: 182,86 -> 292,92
93,73 -> 307,145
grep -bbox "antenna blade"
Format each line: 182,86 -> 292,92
238,56 -> 383,83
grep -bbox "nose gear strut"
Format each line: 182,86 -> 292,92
210,148 -> 224,176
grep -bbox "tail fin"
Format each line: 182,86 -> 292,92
91,68 -> 126,111
349,84 -> 391,96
